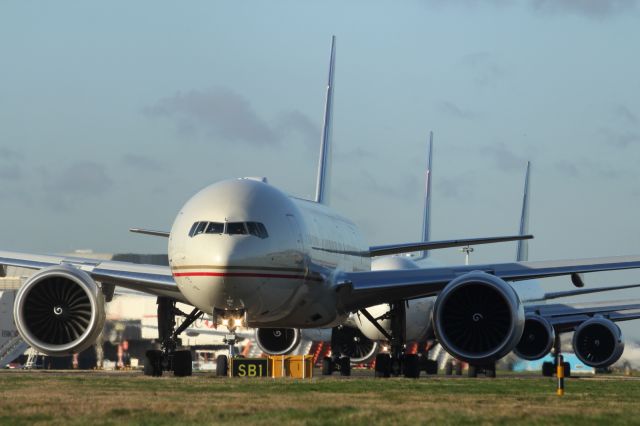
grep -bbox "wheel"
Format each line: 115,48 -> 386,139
454,361 -> 463,376
216,355 -> 228,377
403,354 -> 420,378
444,360 -> 453,376
542,361 -> 554,377
563,362 -> 571,378
322,357 -> 333,376
173,350 -> 192,377
424,359 -> 438,375
374,353 -> 391,378
468,364 -> 478,378
145,350 -> 162,377
485,364 -> 496,378
339,357 -> 351,376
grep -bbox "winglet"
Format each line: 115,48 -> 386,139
314,35 -> 336,204
415,131 -> 433,260
516,161 -> 531,262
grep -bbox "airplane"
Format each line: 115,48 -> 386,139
3,36 -> 640,379
327,138 -> 640,378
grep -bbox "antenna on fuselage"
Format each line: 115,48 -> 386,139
414,131 -> 433,261
314,35 -> 336,205
516,161 -> 531,262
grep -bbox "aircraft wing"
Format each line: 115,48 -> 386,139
336,255 -> 640,312
0,250 -> 186,303
526,300 -> 640,332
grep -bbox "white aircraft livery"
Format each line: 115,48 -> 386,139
2,36 -> 640,378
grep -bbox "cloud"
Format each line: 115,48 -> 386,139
598,128 -> 640,148
458,52 -> 506,87
423,0 -> 637,19
0,164 -> 22,181
122,154 -> 166,173
0,147 -> 23,181
360,170 -> 417,201
482,142 -> 528,172
144,87 -> 319,148
528,0 -> 637,19
273,110 -> 320,148
613,105 -> 638,125
0,147 -> 23,160
437,101 -> 476,120
554,158 -> 626,180
42,161 -> 113,196
438,175 -> 474,199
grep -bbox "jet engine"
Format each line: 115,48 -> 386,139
332,325 -> 379,363
572,318 -> 624,368
13,265 -> 105,356
514,315 -> 555,360
433,271 -> 524,364
255,328 -> 301,355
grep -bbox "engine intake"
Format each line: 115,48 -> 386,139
572,318 -> 624,368
514,315 -> 555,360
433,271 -> 524,364
255,328 -> 301,355
13,265 -> 105,356
332,325 -> 379,363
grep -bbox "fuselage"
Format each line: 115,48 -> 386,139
169,177 -> 546,335
168,178 -> 369,328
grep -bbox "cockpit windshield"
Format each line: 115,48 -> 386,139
189,221 -> 268,239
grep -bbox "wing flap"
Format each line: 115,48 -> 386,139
527,300 -> 640,331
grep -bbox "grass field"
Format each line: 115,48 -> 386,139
1,370 -> 639,425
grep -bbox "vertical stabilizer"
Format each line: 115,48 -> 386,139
314,35 -> 336,204
415,132 -> 434,260
516,161 -> 531,262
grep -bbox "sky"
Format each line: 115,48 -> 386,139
2,1 -> 640,335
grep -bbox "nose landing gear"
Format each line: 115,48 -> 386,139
143,297 -> 204,377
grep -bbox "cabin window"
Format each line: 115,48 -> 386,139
227,222 -> 247,235
205,222 -> 224,234
189,221 -> 268,238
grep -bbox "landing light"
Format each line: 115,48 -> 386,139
233,318 -> 243,328
221,318 -> 230,327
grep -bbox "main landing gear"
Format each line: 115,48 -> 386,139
321,326 -> 352,376
361,302 -> 433,378
144,297 -> 203,377
542,335 -> 571,378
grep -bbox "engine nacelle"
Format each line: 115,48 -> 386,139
433,271 -> 524,364
514,315 -> 555,360
332,325 -> 379,363
255,328 -> 301,355
13,265 -> 106,356
572,318 -> 624,368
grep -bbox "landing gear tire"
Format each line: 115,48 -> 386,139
468,364 -> 478,378
424,359 -> 438,375
339,357 -> 351,376
216,355 -> 228,377
403,354 -> 420,378
542,361 -> 554,377
445,360 -> 453,376
322,357 -> 333,376
563,362 -> 571,378
173,350 -> 192,377
144,350 -> 163,377
374,353 -> 391,378
485,364 -> 496,378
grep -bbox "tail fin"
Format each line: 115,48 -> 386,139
516,161 -> 531,262
314,35 -> 336,204
415,131 -> 434,260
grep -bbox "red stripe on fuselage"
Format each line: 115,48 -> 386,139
172,271 -> 309,280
